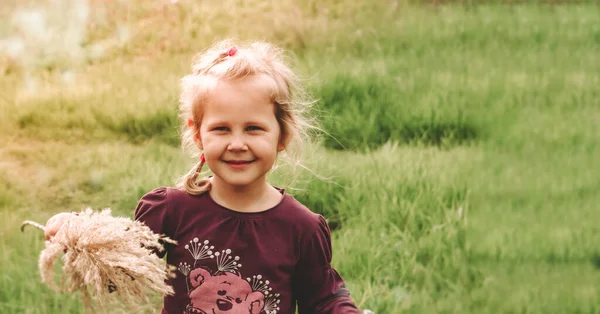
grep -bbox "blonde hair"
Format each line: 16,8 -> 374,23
176,39 -> 316,195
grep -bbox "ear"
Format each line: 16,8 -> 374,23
188,118 -> 203,150
248,291 -> 265,314
277,130 -> 291,152
189,267 -> 211,289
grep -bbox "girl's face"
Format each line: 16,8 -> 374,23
195,77 -> 285,190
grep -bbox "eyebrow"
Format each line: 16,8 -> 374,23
206,121 -> 269,128
245,121 -> 268,126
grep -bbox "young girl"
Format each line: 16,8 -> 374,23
45,40 -> 362,314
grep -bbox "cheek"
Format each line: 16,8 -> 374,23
201,140 -> 221,155
255,138 -> 280,156
198,131 -> 217,147
201,137 -> 229,161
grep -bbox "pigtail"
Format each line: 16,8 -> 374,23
180,160 -> 212,195
192,47 -> 235,76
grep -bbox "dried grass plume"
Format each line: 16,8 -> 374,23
22,208 -> 177,312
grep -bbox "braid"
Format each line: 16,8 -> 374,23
181,160 -> 212,195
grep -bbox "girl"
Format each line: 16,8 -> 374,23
45,40 -> 362,314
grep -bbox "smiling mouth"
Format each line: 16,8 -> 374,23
223,160 -> 255,164
216,298 -> 233,311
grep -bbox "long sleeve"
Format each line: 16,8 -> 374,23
133,187 -> 171,258
294,215 -> 361,314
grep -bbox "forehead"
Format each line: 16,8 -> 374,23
202,76 -> 276,123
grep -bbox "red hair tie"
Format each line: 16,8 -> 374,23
227,46 -> 238,57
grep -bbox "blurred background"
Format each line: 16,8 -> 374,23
1,0 -> 599,313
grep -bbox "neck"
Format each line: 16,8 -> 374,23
209,177 -> 279,213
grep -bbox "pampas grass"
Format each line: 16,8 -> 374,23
22,208 -> 177,312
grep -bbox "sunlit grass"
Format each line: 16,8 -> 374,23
0,1 -> 599,313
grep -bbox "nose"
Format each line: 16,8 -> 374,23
227,134 -> 248,151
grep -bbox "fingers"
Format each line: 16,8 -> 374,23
44,216 -> 58,240
44,213 -> 72,241
44,229 -> 53,241
44,223 -> 56,240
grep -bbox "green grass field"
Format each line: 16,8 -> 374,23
1,1 -> 599,313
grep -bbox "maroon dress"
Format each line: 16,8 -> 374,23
134,187 -> 360,314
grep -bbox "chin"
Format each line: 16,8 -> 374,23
212,168 -> 269,188
220,176 -> 262,188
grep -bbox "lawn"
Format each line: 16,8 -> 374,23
0,1 -> 598,313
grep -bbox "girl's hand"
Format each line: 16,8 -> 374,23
44,212 -> 74,240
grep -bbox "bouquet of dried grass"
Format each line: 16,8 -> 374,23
22,208 -> 177,312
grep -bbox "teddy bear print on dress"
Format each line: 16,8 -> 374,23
178,238 -> 281,314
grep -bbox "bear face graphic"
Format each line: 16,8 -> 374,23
186,268 -> 264,314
